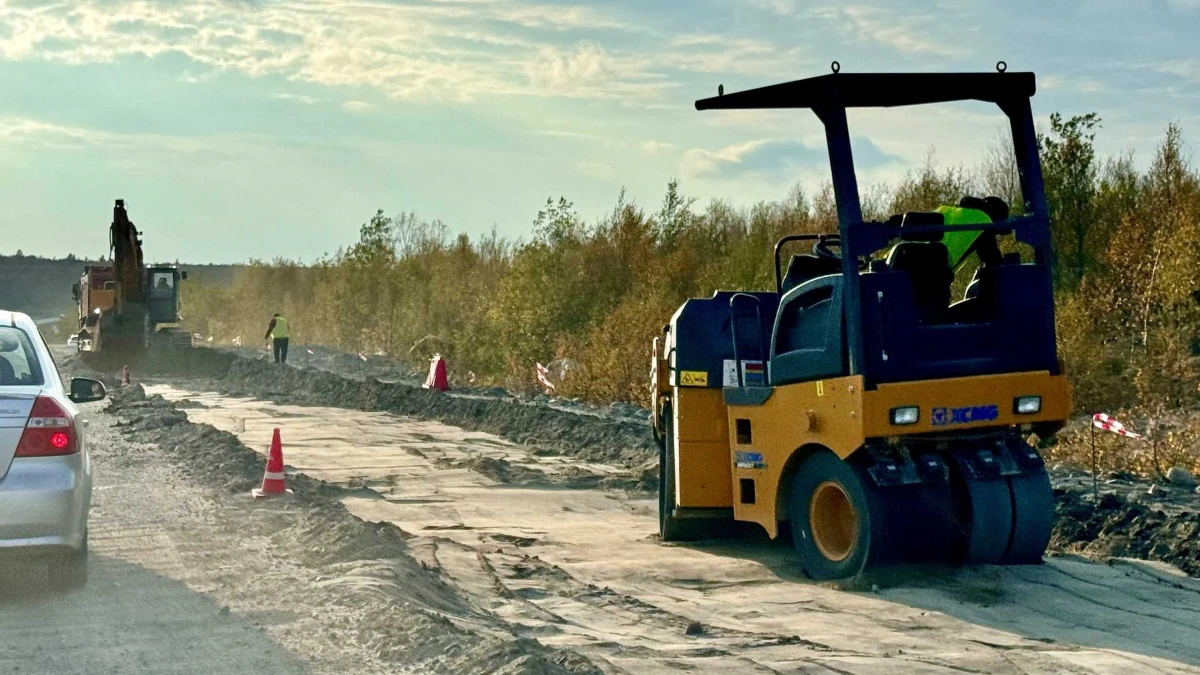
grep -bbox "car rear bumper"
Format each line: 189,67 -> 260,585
0,454 -> 90,553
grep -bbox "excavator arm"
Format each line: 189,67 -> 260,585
110,199 -> 144,309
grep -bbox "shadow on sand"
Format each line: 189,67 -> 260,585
0,552 -> 305,674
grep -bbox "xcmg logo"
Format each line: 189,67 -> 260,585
931,404 -> 999,426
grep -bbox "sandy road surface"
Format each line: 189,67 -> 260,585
0,402 -> 305,675
152,384 -> 1200,675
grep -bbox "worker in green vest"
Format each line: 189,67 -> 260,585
938,196 -> 1008,272
264,313 -> 290,364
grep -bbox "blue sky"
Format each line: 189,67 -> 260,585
1,0 -> 1198,263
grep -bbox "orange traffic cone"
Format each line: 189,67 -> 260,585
423,354 -> 449,392
252,428 -> 292,498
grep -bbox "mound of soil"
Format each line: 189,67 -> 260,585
1050,488 -> 1200,577
438,456 -> 548,485
114,347 -> 658,468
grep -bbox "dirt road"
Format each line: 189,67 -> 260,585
3,380 -> 598,674
0,401 -> 305,675
150,384 -> 1200,674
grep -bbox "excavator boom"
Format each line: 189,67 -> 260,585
73,199 -> 192,358
110,199 -> 144,309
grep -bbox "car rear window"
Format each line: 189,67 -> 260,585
0,327 -> 44,386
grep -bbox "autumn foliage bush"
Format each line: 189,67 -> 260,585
182,118 -> 1200,474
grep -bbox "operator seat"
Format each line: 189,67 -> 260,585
886,211 -> 953,320
781,254 -> 841,294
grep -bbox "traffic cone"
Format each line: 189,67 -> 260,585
121,365 -> 130,386
252,428 -> 292,498
423,354 -> 449,391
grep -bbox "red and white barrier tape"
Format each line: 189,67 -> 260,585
535,362 -> 555,391
1092,413 -> 1142,439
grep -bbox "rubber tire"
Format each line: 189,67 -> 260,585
950,458 -> 1014,565
788,452 -> 878,581
658,402 -> 714,542
651,400 -> 666,454
1003,468 -> 1054,564
890,481 -> 958,565
48,535 -> 88,592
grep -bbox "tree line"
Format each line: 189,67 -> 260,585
181,115 -> 1200,430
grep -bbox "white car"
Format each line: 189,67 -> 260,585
0,310 -> 105,590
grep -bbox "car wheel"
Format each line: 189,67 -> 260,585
48,535 -> 88,592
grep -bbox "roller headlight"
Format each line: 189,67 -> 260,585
1014,396 -> 1042,414
890,406 -> 919,425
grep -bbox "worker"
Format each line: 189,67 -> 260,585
938,195 -> 1009,271
264,313 -> 290,365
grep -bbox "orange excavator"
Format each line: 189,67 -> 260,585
72,200 -> 192,354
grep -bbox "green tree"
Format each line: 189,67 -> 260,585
1040,112 -> 1101,288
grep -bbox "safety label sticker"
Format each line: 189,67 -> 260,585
740,360 -> 765,387
722,359 -> 738,387
679,370 -> 708,387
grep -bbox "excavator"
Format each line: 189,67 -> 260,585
650,66 -> 1071,580
73,200 -> 192,355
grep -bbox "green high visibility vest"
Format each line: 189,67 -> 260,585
935,206 -> 991,271
272,316 -> 290,339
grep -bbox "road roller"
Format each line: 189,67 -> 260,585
649,66 -> 1071,580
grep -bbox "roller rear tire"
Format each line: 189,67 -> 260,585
949,455 -> 1014,565
1003,469 -> 1054,564
888,481 -> 958,565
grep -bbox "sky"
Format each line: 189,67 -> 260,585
1,0 -> 1199,264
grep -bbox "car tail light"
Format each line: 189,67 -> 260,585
15,396 -> 77,457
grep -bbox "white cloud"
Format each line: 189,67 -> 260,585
664,35 -> 807,76
536,129 -> 601,139
1143,59 -> 1200,82
341,100 -> 377,113
0,118 -> 102,149
489,4 -> 635,31
523,42 -> 672,99
682,135 -> 900,179
274,93 -> 322,105
0,0 -> 661,102
179,69 -> 218,85
742,0 -> 803,16
682,139 -> 773,178
0,115 -> 289,158
641,140 -> 676,155
745,3 -> 963,58
812,5 -> 956,57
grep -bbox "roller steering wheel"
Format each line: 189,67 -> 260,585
813,236 -> 842,261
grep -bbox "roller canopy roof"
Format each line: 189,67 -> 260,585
695,72 -> 1036,111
